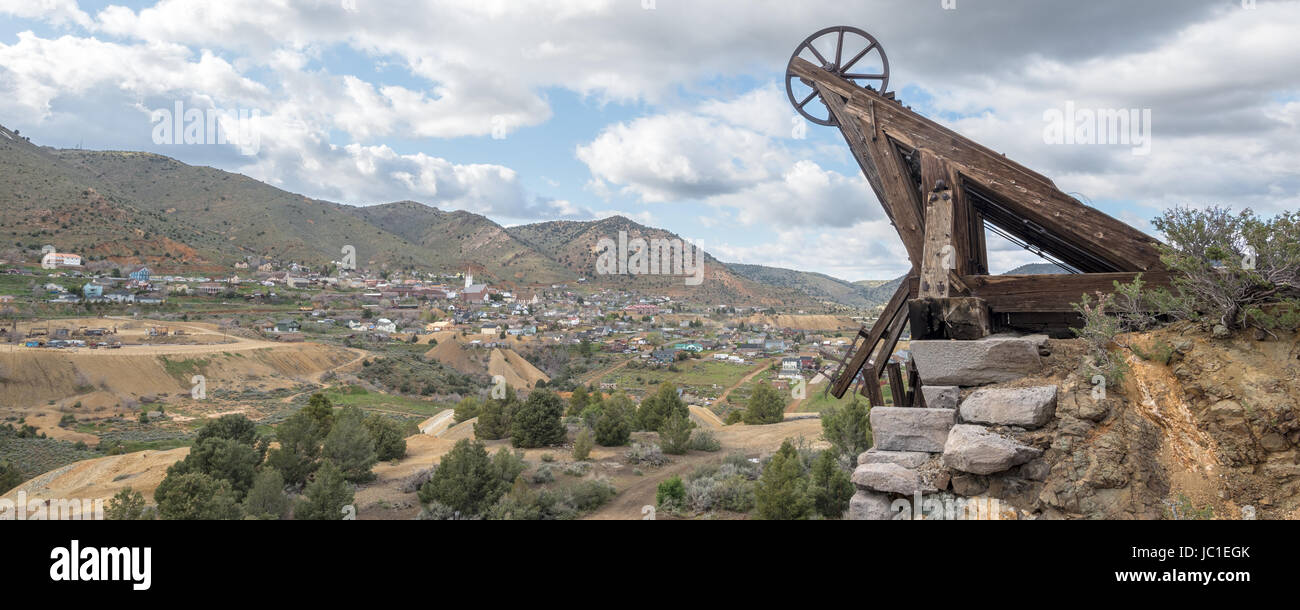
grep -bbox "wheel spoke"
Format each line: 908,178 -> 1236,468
834,29 -> 844,70
844,73 -> 886,80
805,42 -> 828,67
839,43 -> 876,74
797,90 -> 817,109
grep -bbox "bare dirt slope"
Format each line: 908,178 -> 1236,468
1,447 -> 188,504
488,348 -> 550,389
0,339 -> 358,438
738,314 -> 857,332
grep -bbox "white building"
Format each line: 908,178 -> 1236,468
42,252 -> 82,268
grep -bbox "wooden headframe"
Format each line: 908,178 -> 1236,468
799,57 -> 1172,400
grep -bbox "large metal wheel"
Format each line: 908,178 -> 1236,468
786,26 -> 890,126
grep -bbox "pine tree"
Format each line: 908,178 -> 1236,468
510,389 -> 566,448
636,383 -> 688,431
743,383 -> 785,425
594,392 -> 633,446
302,393 -> 336,431
658,411 -> 694,455
323,407 -> 378,482
820,397 -> 872,464
364,414 -> 407,461
243,469 -> 290,520
294,461 -> 354,520
808,451 -> 854,518
754,440 -> 811,520
474,386 -> 517,440
265,409 -> 327,486
419,439 -> 507,516
567,385 -> 589,417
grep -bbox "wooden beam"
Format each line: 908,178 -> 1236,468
864,304 -> 910,406
963,272 -> 1171,313
790,57 -> 1166,274
908,296 -> 991,340
919,151 -> 956,297
886,361 -> 907,407
906,358 -> 926,408
830,276 -> 913,399
814,81 -> 926,266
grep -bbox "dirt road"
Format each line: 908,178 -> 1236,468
715,358 -> 775,405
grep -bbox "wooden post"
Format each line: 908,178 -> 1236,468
829,276 -> 913,399
906,358 -> 926,408
886,361 -> 907,407
908,296 -> 991,341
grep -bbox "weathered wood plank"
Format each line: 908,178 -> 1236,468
886,361 -> 907,407
814,82 -> 925,266
865,303 -> 910,406
919,151 -> 956,297
790,57 -> 1165,273
908,296 -> 991,340
830,277 -> 912,399
963,272 -> 1171,313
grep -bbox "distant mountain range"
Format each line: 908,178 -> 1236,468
0,123 -> 1067,309
0,125 -> 803,306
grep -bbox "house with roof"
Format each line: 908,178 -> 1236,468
129,267 -> 151,282
42,252 -> 82,268
274,319 -> 300,333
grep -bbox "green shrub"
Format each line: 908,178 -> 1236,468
658,411 -> 694,455
1071,292 -> 1130,388
625,442 -> 666,466
418,439 -> 519,517
364,414 -> 407,461
572,427 -> 594,461
106,488 -> 150,520
453,396 -> 480,423
531,464 -> 555,484
155,472 -> 242,520
820,397 -> 872,464
656,476 -> 685,510
688,430 -> 721,452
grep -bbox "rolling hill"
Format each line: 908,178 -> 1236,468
0,125 -> 820,305
725,263 -> 884,308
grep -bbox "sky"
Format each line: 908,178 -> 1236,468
1,0 -> 1298,282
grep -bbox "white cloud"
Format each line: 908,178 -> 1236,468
711,220 -> 911,281
576,111 -> 786,202
0,0 -> 92,28
576,84 -> 880,229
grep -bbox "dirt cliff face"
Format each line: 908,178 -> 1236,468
1154,326 -> 1300,519
968,328 -> 1300,520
